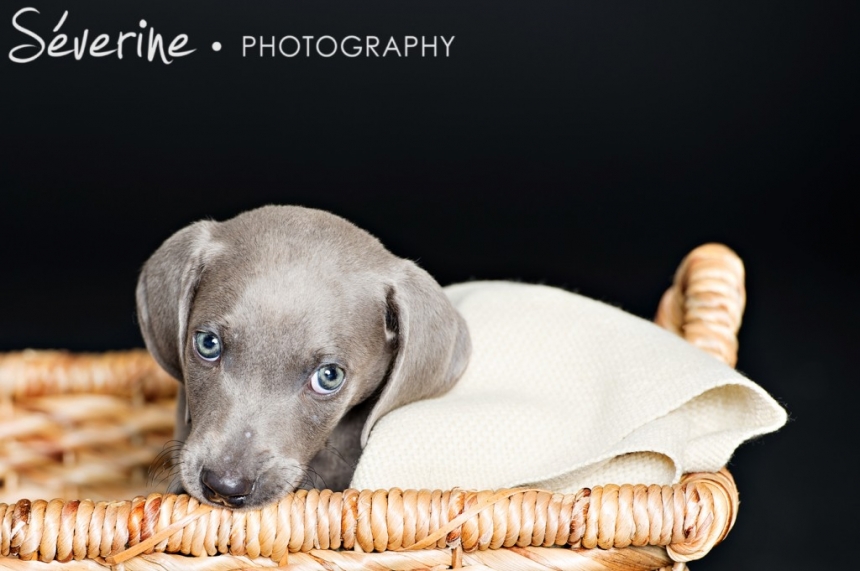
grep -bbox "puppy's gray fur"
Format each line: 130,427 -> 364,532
136,206 -> 471,508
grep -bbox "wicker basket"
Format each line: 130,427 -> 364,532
0,243 -> 746,570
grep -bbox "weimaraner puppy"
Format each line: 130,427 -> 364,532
136,205 -> 471,509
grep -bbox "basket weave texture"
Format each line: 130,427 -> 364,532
0,243 -> 746,570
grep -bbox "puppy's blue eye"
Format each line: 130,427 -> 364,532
194,331 -> 222,361
310,364 -> 345,394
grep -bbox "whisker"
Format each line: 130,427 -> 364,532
147,460 -> 179,486
147,440 -> 186,486
322,443 -> 356,468
166,469 -> 188,494
301,465 -> 327,490
150,461 -> 183,486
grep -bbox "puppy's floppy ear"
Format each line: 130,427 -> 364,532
136,220 -> 219,382
361,260 -> 471,447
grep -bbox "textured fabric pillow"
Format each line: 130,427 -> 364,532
351,281 -> 787,493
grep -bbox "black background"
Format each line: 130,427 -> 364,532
2,1 -> 858,568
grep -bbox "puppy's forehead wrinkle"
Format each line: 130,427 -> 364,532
211,205 -> 395,270
221,266 -> 388,355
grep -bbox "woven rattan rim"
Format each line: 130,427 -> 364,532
0,243 -> 746,570
0,470 -> 737,568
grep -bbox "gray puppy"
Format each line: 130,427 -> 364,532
136,206 -> 471,509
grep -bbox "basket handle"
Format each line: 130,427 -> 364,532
654,243 -> 746,367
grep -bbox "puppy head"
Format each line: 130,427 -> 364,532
136,206 -> 470,508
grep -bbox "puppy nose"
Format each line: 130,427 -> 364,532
200,468 -> 255,508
